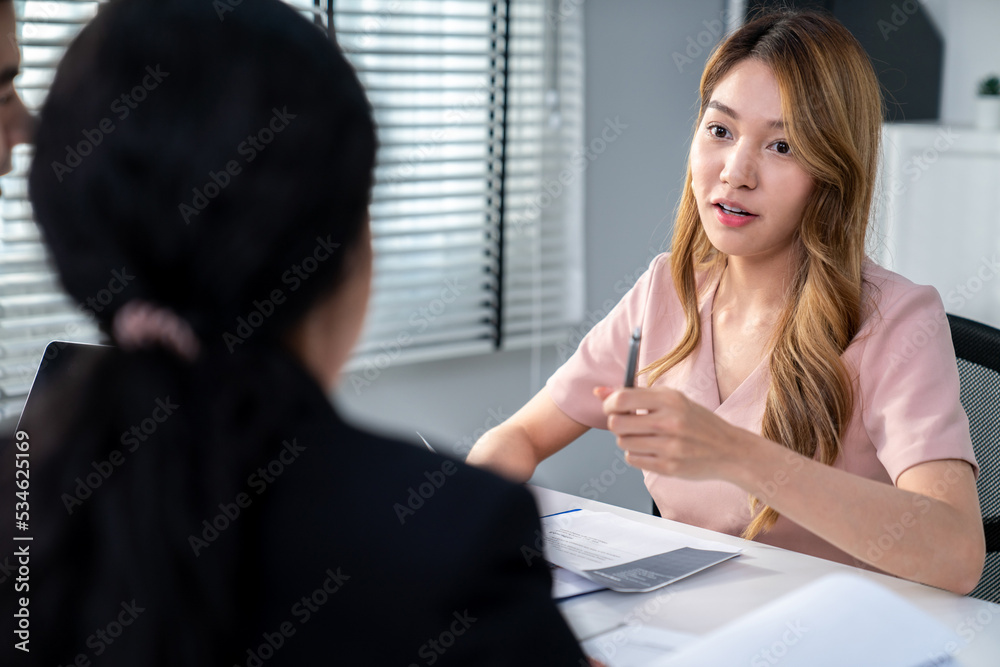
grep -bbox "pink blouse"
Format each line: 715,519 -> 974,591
547,252 -> 977,567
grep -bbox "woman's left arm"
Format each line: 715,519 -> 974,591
598,385 -> 986,595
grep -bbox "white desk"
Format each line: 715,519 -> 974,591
531,485 -> 1000,667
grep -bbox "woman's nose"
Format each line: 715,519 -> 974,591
719,142 -> 758,190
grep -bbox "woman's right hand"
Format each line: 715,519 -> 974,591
464,387 -> 589,483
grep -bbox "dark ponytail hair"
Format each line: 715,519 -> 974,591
6,0 -> 376,663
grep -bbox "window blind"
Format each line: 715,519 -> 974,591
500,0 -> 584,347
0,0 -> 584,420
333,0 -> 506,362
331,0 -> 585,368
0,0 -> 104,423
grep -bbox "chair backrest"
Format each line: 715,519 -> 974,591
948,313 -> 1000,602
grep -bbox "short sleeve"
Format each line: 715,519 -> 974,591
859,280 -> 978,482
546,253 -> 667,429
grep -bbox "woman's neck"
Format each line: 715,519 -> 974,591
714,249 -> 799,317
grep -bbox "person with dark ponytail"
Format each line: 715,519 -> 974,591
0,0 -> 590,664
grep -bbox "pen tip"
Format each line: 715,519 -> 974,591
416,431 -> 436,453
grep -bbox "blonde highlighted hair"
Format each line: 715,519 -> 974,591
643,10 -> 883,539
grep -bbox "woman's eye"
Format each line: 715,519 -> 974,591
708,124 -> 729,139
773,140 -> 791,154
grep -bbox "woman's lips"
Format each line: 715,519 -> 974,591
713,202 -> 758,228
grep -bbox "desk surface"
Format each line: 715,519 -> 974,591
531,485 -> 1000,667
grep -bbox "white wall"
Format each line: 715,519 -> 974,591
877,0 -> 1000,329
922,0 -> 1000,127
335,0 -> 727,513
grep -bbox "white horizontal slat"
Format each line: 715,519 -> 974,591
374,108 -> 490,126
378,125 -> 490,145
370,194 -> 487,219
349,54 -> 492,73
0,272 -> 59,293
501,327 -> 575,347
0,245 -> 47,265
374,229 -> 488,254
354,324 -> 495,357
344,340 -> 496,386
366,89 -> 500,110
374,160 -> 486,183
503,284 -> 568,303
504,300 -> 567,323
335,0 -> 491,16
373,217 -> 489,238
376,143 -> 489,163
0,311 -> 93,333
0,292 -> 73,315
372,248 -> 491,273
373,177 -> 485,201
504,267 -> 566,287
362,308 -> 493,340
369,284 -> 493,311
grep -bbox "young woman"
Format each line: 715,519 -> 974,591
0,0 -> 590,664
467,10 -> 985,595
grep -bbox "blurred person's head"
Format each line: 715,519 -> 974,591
31,0 -> 376,373
0,0 -> 35,176
13,0 -> 376,663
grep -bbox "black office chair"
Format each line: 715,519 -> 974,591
949,314 -> 1000,603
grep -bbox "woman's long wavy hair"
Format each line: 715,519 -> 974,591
642,10 -> 883,539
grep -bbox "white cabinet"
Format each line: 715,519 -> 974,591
877,123 -> 1000,328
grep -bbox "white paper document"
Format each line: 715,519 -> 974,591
550,565 -> 607,600
651,573 -> 961,667
540,509 -> 741,593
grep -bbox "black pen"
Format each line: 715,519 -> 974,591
624,326 -> 641,388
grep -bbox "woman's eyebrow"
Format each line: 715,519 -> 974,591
707,100 -> 738,118
706,99 -> 784,129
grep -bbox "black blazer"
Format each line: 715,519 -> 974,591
0,349 -> 587,666
249,362 -> 588,666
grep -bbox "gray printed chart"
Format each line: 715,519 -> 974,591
583,547 -> 739,593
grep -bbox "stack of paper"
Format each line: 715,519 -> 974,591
540,509 -> 741,594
